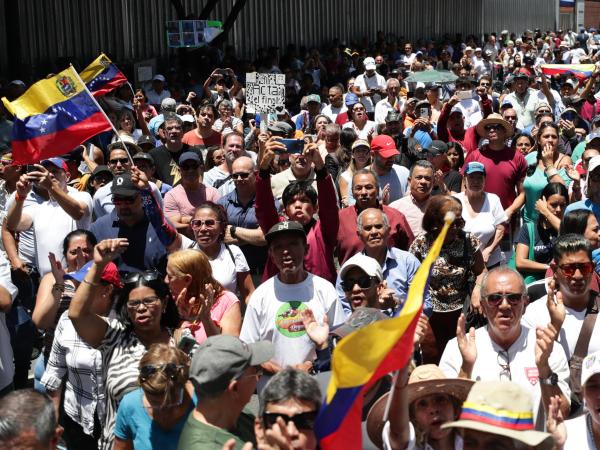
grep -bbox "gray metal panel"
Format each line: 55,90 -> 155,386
483,0 -> 557,35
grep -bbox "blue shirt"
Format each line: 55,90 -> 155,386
403,125 -> 438,150
335,248 -> 432,317
114,388 -> 196,450
565,199 -> 600,224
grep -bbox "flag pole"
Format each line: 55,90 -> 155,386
69,64 -> 135,165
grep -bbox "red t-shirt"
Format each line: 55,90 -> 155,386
182,129 -> 222,147
335,112 -> 350,126
462,145 -> 528,210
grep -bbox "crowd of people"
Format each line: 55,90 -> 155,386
3,25 -> 600,450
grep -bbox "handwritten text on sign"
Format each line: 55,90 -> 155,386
246,73 -> 286,113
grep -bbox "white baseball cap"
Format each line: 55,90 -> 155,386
339,253 -> 383,281
364,57 -> 377,71
582,351 -> 600,386
587,155 -> 600,176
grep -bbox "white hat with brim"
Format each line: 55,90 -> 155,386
476,113 -> 513,136
441,381 -> 554,450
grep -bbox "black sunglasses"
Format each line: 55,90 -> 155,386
139,363 -> 185,381
262,411 -> 317,430
124,269 -> 161,285
231,172 -> 251,180
109,158 -> 130,165
484,293 -> 524,307
341,275 -> 377,292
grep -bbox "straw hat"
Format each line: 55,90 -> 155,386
442,381 -> 553,450
475,113 -> 513,137
366,365 -> 474,448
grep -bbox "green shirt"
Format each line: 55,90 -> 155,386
177,409 -> 256,450
571,140 -> 586,164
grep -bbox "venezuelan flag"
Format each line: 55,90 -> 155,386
540,64 -> 595,81
80,53 -> 128,97
315,213 -> 456,449
2,66 -> 113,164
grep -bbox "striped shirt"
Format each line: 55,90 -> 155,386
40,311 -> 105,436
98,318 -> 173,450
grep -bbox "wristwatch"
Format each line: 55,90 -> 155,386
538,372 -> 558,386
230,225 -> 237,239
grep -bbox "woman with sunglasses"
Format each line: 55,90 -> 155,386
522,122 -> 572,224
32,229 -> 97,391
166,249 -> 241,344
515,182 -> 569,285
190,202 -> 254,305
69,238 -> 179,450
342,101 -> 377,140
339,138 -> 371,207
114,344 -> 195,450
40,259 -> 122,449
409,195 -> 485,364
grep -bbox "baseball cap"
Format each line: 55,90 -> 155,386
306,94 -> 321,104
190,335 -> 273,394
339,253 -> 383,281
501,99 -> 514,109
160,97 -> 177,112
137,135 -> 156,149
345,93 -> 359,107
132,152 -> 155,165
153,74 -> 166,82
465,46 -> 473,52
178,151 -> 202,166
64,260 -> 122,288
588,155 -> 600,175
370,135 -> 399,159
8,80 -> 26,87
385,110 -> 401,123
111,173 -> 140,198
513,69 -> 530,80
267,121 -> 294,136
364,57 -> 376,71
181,114 -> 195,123
330,307 -> 387,340
265,221 -> 306,244
475,47 -> 482,52
581,350 -> 600,387
428,140 -> 448,157
464,161 -> 486,175
41,157 -> 68,172
89,165 -> 113,184
351,139 -> 370,151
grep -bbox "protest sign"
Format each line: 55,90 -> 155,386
245,72 -> 286,114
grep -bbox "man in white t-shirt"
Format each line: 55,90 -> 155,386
352,57 -> 387,118
0,252 -> 17,395
240,221 -> 345,375
6,158 -> 92,276
321,85 -> 346,122
374,78 -> 404,125
146,74 -> 171,107
439,266 -> 571,422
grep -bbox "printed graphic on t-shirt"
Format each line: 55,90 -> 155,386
275,302 -> 307,337
525,367 -> 539,385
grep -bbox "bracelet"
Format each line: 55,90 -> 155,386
545,167 -> 559,178
82,278 -> 99,286
15,192 -> 25,202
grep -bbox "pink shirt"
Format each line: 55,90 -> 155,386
182,290 -> 239,344
164,183 -> 221,219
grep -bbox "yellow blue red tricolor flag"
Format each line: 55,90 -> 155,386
315,213 -> 455,449
1,66 -> 112,164
80,53 -> 128,97
540,64 -> 595,80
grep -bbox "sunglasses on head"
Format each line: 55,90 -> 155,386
558,262 -> 595,277
341,275 -> 377,291
139,363 -> 185,381
262,411 -> 317,430
484,293 -> 524,307
123,269 -> 161,285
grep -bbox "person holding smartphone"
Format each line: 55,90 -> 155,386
403,100 -> 438,150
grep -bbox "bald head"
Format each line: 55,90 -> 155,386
232,156 -> 255,172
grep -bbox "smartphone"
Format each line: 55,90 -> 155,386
561,111 -> 576,121
280,139 -> 304,154
419,108 -> 430,118
456,90 -> 472,100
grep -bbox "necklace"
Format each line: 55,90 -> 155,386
587,413 -> 599,450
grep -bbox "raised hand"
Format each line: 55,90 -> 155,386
547,278 -> 566,333
48,252 -> 65,284
197,283 -> 216,319
130,165 -> 150,190
565,164 -> 580,182
535,324 -> 558,378
300,308 -> 329,348
261,137 -> 285,170
93,239 -> 129,265
456,313 -> 477,374
546,395 -> 566,450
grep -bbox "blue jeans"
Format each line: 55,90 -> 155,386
34,353 -> 46,393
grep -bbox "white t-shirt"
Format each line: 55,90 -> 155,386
342,120 -> 377,140
354,73 -> 387,112
374,97 -> 405,125
439,326 -> 571,423
522,296 -> 600,361
27,187 -> 93,275
5,190 -> 45,265
0,254 -> 17,390
212,116 -> 243,135
564,413 -> 594,450
209,243 -> 249,294
321,104 -> 347,122
240,273 -> 345,367
454,192 -> 507,267
454,96 -> 483,129
146,88 -> 171,106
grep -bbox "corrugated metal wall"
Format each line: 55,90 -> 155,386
11,0 -> 556,71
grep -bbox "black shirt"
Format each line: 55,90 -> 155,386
149,144 -> 203,186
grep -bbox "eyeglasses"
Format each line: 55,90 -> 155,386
450,217 -> 465,229
190,219 -> 221,229
497,350 -> 512,381
140,363 -> 186,381
558,262 -> 595,277
341,275 -> 377,292
126,295 -> 161,309
504,115 -> 517,121
123,269 -> 161,285
484,292 -> 524,307
353,107 -> 365,112
109,158 -> 130,165
537,109 -> 551,115
112,196 -> 138,205
231,172 -> 251,180
180,164 -> 199,171
484,124 -> 502,131
262,411 -> 317,430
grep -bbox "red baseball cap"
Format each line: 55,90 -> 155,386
64,261 -> 123,288
370,135 -> 399,159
